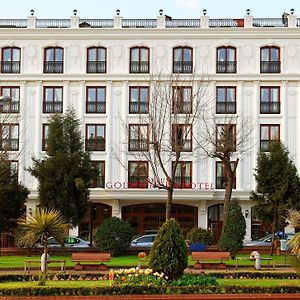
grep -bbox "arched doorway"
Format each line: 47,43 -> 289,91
122,203 -> 198,236
79,203 -> 112,240
208,204 -> 224,242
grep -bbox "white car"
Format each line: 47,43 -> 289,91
130,234 -> 156,248
244,233 -> 295,247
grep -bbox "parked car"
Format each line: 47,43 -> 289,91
38,236 -> 91,248
244,233 -> 294,247
130,234 -> 156,248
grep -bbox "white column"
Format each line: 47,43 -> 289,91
34,81 -> 42,157
281,81 -> 287,143
19,81 -> 27,184
106,81 -> 113,183
78,81 -> 85,119
63,81 -> 70,112
297,81 -> 300,168
198,201 -> 207,229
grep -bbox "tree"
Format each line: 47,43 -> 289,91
287,210 -> 300,258
94,217 -> 132,256
149,218 -> 187,280
218,198 -> 246,257
28,108 -> 96,227
118,73 -> 208,220
198,114 -> 254,225
251,141 -> 300,255
0,153 -> 29,237
18,208 -> 69,278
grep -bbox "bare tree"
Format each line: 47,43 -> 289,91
117,72 -> 210,220
197,111 -> 254,225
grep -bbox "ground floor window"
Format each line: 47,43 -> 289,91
122,203 -> 198,237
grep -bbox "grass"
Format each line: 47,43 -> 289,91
0,279 -> 300,289
0,254 -> 293,269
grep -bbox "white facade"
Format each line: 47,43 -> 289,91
1,11 -> 300,241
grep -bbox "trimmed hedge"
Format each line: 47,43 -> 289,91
1,285 -> 300,296
0,272 -> 298,283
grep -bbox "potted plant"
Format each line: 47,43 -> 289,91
186,228 -> 214,252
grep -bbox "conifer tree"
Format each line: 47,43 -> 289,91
218,198 -> 246,257
29,108 -> 96,227
251,140 -> 300,255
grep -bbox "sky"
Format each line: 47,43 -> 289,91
0,0 -> 300,19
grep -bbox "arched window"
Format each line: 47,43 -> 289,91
87,47 -> 107,73
173,46 -> 193,73
216,46 -> 236,73
129,47 -> 150,73
1,47 -> 20,73
44,47 -> 63,73
260,46 -> 280,73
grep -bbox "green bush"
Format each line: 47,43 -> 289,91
170,274 -> 218,286
94,217 -> 132,256
219,198 -> 246,258
186,227 -> 214,245
148,218 -> 188,280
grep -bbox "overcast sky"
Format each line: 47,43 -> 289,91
0,0 -> 299,19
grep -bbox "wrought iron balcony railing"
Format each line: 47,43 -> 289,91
128,176 -> 148,188
86,102 -> 106,113
86,138 -> 105,151
43,102 -> 63,113
129,139 -> 149,151
0,139 -> 19,151
130,61 -> 149,73
87,61 -> 106,73
43,61 -> 63,73
216,61 -> 236,73
173,61 -> 192,73
1,61 -> 20,73
260,61 -> 281,73
129,102 -> 149,114
216,102 -> 236,114
260,102 -> 280,114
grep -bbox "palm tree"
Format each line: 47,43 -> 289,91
18,208 -> 69,276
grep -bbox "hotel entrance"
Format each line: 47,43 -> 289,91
122,203 -> 198,236
208,204 -> 224,242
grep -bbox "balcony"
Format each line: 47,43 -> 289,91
260,61 -> 281,73
87,61 -> 106,73
0,101 -> 19,113
260,102 -> 280,114
86,102 -> 105,113
129,102 -> 148,114
90,175 -> 105,188
260,140 -> 272,152
172,139 -> 192,152
173,61 -> 192,73
216,176 -> 236,189
216,102 -> 236,114
216,61 -> 236,73
173,102 -> 192,114
174,176 -> 192,188
43,61 -> 63,73
86,138 -> 105,151
0,139 -> 19,151
130,61 -> 149,73
43,102 -> 63,113
1,61 -> 20,73
128,176 -> 148,188
129,139 -> 148,151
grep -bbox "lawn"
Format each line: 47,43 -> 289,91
0,254 -> 293,269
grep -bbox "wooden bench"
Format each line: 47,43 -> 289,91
235,257 -> 275,270
191,252 -> 230,269
24,260 -> 66,273
71,252 -> 111,271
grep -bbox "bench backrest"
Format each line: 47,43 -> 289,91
72,252 -> 111,262
191,251 -> 230,261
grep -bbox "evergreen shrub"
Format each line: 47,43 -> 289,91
186,227 -> 214,245
94,217 -> 132,256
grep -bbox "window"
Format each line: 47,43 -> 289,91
90,161 -> 105,188
129,87 -> 149,114
1,47 -> 20,73
129,124 -> 149,151
216,124 -> 236,152
43,87 -> 63,113
216,87 -> 236,114
260,87 -> 280,114
173,161 -> 192,189
130,47 -> 149,73
172,124 -> 192,152
86,87 -> 106,113
216,47 -> 236,73
0,124 -> 19,151
173,47 -> 193,73
173,87 -> 192,114
42,124 -> 49,151
128,161 -> 148,188
260,46 -> 280,73
44,47 -> 63,73
260,124 -> 280,151
9,160 -> 18,177
216,161 -> 236,189
87,47 -> 106,73
86,124 -> 105,151
0,86 -> 20,113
